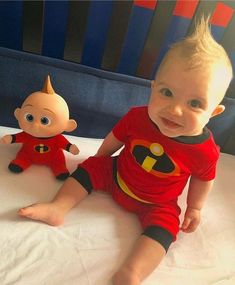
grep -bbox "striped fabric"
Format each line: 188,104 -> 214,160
0,0 -> 234,84
210,2 -> 234,41
81,0 -> 113,68
150,0 -> 199,78
117,0 -> 157,76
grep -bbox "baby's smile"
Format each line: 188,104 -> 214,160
160,117 -> 182,129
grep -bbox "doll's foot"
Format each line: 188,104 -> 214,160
18,203 -> 64,226
8,163 -> 23,173
56,172 -> 70,181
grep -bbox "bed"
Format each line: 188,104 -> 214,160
0,125 -> 235,285
1,4 -> 235,281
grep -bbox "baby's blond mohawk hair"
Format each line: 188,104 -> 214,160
41,75 -> 55,94
178,16 -> 223,62
165,15 -> 233,79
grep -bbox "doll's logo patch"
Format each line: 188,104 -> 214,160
34,144 -> 50,153
130,139 -> 180,177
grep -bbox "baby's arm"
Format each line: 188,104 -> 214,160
181,177 -> 214,233
96,131 -> 124,157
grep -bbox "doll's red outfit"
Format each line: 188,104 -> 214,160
72,106 -> 219,246
10,132 -> 71,176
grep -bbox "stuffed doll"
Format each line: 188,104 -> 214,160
0,75 -> 79,180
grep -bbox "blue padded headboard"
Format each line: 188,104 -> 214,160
0,1 -> 234,82
0,1 -> 234,155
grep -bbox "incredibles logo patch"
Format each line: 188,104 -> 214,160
131,139 -> 180,177
34,144 -> 50,153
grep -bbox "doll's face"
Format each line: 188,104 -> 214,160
14,92 -> 77,138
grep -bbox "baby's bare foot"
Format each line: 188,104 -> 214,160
18,203 -> 64,226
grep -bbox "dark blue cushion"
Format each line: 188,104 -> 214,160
207,97 -> 235,153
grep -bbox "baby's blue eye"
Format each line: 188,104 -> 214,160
41,116 -> 51,125
24,113 -> 34,122
190,99 -> 202,108
160,88 -> 173,97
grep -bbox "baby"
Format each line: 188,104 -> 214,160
18,18 -> 233,285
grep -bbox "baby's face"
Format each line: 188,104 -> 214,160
15,92 -> 70,137
148,56 -> 226,137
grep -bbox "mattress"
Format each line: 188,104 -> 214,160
0,126 -> 235,285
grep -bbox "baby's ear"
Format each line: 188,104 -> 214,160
65,119 -> 77,132
151,80 -> 155,89
14,108 -> 21,120
211,105 -> 225,118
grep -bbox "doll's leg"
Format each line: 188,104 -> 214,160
50,150 -> 70,180
9,151 -> 31,173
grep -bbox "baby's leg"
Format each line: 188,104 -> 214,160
19,156 -> 113,225
18,177 -> 88,225
112,198 -> 177,284
113,235 -> 166,285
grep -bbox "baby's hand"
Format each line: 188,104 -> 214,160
69,144 -> 80,155
181,207 -> 201,233
0,135 -> 12,144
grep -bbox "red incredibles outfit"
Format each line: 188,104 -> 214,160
10,132 -> 72,177
73,106 -> 219,243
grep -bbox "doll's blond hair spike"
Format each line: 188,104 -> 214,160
41,75 -> 55,94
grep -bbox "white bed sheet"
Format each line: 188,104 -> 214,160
0,126 -> 235,285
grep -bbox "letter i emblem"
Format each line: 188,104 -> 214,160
142,143 -> 164,172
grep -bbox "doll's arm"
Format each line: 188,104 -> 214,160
58,135 -> 79,155
95,131 -> 124,157
181,177 -> 214,233
0,132 -> 26,144
68,144 -> 80,155
0,135 -> 13,144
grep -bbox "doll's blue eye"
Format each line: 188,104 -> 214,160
25,113 -> 34,122
41,116 -> 51,125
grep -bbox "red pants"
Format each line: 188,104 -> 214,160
77,156 -> 181,240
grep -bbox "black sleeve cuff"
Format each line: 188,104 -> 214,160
143,225 -> 174,252
66,143 -> 72,151
11,134 -> 16,143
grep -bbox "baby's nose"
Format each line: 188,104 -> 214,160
168,104 -> 183,116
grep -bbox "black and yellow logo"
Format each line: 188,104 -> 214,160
131,139 -> 180,177
34,144 -> 50,153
